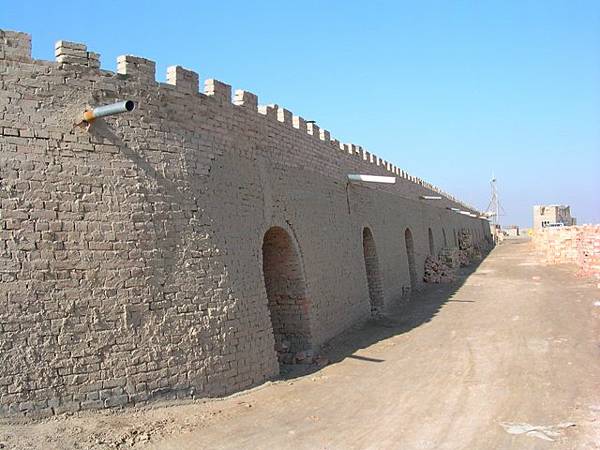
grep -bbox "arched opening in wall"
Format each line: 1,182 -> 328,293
428,227 -> 435,256
262,226 -> 312,367
405,228 -> 417,290
362,227 -> 384,313
442,228 -> 448,247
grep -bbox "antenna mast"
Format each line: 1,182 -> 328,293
486,174 -> 502,227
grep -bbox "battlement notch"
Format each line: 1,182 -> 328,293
0,30 -> 31,62
307,122 -> 320,139
277,107 -> 292,124
205,79 -> 232,103
117,55 -> 156,82
233,90 -> 258,110
166,65 -> 199,93
293,115 -> 307,133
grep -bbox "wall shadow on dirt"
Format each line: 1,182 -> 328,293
280,249 -> 491,380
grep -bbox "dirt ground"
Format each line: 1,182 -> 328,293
1,237 -> 599,449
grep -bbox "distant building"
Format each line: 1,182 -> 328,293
533,205 -> 576,230
504,225 -> 520,236
489,223 -> 503,243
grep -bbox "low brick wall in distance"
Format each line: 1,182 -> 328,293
532,225 -> 600,284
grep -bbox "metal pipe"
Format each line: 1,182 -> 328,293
347,174 -> 396,184
83,100 -> 135,122
420,195 -> 442,200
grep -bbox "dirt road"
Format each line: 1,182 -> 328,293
2,238 -> 599,449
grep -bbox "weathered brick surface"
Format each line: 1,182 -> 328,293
533,226 -> 600,281
0,29 -> 492,416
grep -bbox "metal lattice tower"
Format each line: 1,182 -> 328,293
485,175 -> 503,227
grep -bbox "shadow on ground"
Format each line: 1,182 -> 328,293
280,248 -> 492,380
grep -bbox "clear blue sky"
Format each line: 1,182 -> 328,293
4,0 -> 599,226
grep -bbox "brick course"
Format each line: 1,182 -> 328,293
0,29 -> 492,416
533,225 -> 600,282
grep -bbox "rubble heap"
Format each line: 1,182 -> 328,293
439,247 -> 460,269
457,228 -> 485,266
423,255 -> 455,283
458,229 -> 474,266
275,340 -> 328,367
458,229 -> 473,251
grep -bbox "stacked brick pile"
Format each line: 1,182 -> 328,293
533,227 -> 579,264
438,247 -> 460,269
576,226 -> 600,280
533,226 -> 600,285
423,255 -> 455,283
458,229 -> 473,250
458,229 -> 476,266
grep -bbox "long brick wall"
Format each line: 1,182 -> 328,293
532,226 -> 600,283
0,29 -> 492,417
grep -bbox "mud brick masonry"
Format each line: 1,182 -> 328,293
533,225 -> 600,284
0,30 -> 492,417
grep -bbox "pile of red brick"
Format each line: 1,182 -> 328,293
533,225 -> 600,285
533,227 -> 579,263
576,226 -> 600,281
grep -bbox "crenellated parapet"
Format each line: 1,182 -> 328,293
55,40 -> 100,68
0,30 -> 31,62
0,29 -> 481,214
166,65 -> 199,93
233,90 -> 258,109
0,28 -> 491,418
117,55 -> 156,81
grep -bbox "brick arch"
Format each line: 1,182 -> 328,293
362,227 -> 384,313
405,228 -> 417,290
428,227 -> 435,256
262,226 -> 312,366
481,220 -> 488,237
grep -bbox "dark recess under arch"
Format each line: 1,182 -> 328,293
362,227 -> 384,313
405,228 -> 417,290
262,226 -> 312,366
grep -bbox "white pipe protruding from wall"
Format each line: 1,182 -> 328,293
83,100 -> 135,122
347,174 -> 396,184
420,195 -> 442,200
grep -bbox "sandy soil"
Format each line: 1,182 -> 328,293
1,237 -> 599,449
